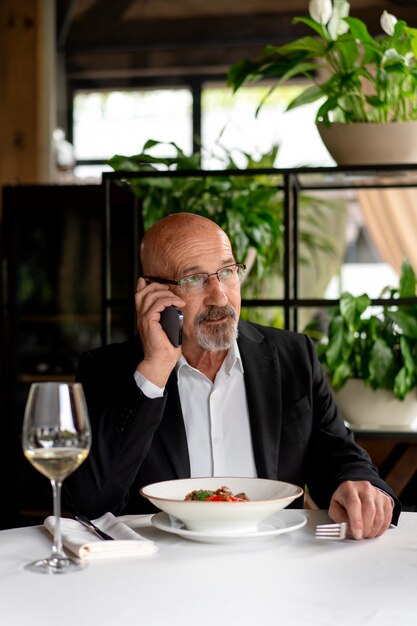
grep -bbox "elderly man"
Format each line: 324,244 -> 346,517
66,212 -> 400,539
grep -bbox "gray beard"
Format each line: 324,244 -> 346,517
194,305 -> 238,351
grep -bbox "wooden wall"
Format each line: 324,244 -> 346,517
0,0 -> 56,191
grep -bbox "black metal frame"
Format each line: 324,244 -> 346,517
102,163 -> 417,343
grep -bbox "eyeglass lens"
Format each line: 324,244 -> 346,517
179,264 -> 245,293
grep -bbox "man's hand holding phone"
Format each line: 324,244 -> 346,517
159,306 -> 183,347
134,277 -> 185,388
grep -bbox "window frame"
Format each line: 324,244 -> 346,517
67,74 -> 229,168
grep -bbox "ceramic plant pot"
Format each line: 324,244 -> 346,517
317,121 -> 417,165
332,378 -> 417,430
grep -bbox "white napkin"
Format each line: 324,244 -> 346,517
44,512 -> 158,560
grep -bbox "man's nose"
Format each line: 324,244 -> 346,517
204,274 -> 228,303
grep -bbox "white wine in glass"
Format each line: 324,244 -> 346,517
22,382 -> 92,574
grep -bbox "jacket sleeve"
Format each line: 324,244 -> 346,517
64,349 -> 167,518
304,334 -> 401,524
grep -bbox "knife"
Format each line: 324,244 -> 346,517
75,515 -> 115,541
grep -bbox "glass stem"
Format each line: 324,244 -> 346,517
51,479 -> 65,558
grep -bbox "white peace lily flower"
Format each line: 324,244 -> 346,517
381,48 -> 405,67
308,0 -> 332,25
405,52 -> 415,66
381,10 -> 397,36
327,0 -> 350,40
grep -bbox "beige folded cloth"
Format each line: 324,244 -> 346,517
44,512 -> 158,559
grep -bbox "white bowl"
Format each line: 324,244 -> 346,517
140,477 -> 304,534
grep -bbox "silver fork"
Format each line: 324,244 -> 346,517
315,522 -> 348,540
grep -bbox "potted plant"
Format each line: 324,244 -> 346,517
108,139 -> 346,326
227,0 -> 417,164
311,259 -> 417,428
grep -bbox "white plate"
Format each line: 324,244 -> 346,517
141,477 -> 304,534
151,510 -> 307,543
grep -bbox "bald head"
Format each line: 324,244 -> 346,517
140,213 -> 233,277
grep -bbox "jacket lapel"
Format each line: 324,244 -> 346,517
125,336 -> 190,479
238,321 -> 283,479
157,372 -> 191,478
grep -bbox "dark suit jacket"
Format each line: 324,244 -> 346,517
65,320 -> 401,523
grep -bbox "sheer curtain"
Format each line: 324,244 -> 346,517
356,188 -> 417,275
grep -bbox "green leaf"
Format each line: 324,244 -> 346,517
389,310 -> 417,339
339,292 -> 370,330
362,42 -> 381,66
254,61 -> 320,115
292,16 -> 329,40
344,17 -> 375,46
316,95 -> 344,124
365,95 -> 386,108
325,315 -> 350,370
227,60 -> 262,90
331,362 -> 353,390
275,61 -> 319,84
286,85 -> 324,110
399,259 -> 416,297
368,338 -> 396,388
143,139 -> 162,151
336,38 -> 360,68
393,367 -> 413,400
192,490 -> 214,501
405,26 -> 417,59
277,37 -> 327,57
400,335 -> 416,376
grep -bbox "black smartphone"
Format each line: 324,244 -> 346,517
160,306 -> 183,347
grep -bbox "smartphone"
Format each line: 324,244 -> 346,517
160,306 -> 183,347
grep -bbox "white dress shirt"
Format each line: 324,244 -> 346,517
134,342 -> 257,478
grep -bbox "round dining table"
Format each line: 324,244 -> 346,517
0,509 -> 416,626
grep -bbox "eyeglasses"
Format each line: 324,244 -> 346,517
144,263 -> 246,295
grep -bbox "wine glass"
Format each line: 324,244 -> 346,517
22,382 -> 91,574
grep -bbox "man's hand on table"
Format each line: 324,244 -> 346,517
329,480 -> 393,540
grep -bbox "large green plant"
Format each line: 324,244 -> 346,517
228,0 -> 417,125
314,259 -> 417,400
108,140 -> 340,290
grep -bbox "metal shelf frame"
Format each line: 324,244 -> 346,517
103,163 -> 417,342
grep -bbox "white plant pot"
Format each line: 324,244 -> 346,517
317,121 -> 417,165
332,379 -> 417,430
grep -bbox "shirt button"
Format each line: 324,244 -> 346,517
213,437 -> 219,445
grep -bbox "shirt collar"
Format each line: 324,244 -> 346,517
176,340 -> 244,377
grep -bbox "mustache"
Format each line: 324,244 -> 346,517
195,305 -> 237,324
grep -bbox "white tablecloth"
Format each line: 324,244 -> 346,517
0,509 -> 416,626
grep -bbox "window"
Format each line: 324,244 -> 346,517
70,78 -> 400,301
72,87 -> 193,179
71,80 -> 332,178
201,82 -> 331,169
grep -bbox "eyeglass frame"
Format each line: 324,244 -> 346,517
144,263 -> 246,293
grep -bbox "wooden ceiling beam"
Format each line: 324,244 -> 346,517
65,44 -> 268,80
61,1 -> 417,78
59,0 -> 137,50
75,0 -> 137,24
65,13 -> 308,52
63,6 -> 417,53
